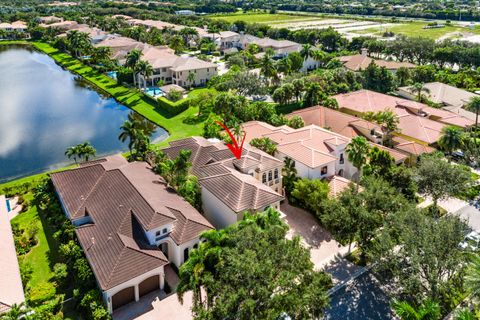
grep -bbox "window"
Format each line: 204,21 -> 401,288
162,68 -> 166,72
262,173 -> 267,183
193,243 -> 198,249
339,153 -> 344,165
207,68 -> 209,72
184,248 -> 189,262
321,166 -> 328,175
268,171 -> 272,181
274,169 -> 278,179
155,231 -> 161,236
162,228 -> 168,234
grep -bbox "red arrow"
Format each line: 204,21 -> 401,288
215,121 -> 245,159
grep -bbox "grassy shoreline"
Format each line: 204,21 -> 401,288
0,41 -> 206,187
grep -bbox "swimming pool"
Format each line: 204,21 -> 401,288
145,87 -> 164,98
6,199 -> 11,212
106,71 -> 117,79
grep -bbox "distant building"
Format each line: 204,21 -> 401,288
338,48 -> 416,72
175,10 -> 195,15
37,16 -> 64,24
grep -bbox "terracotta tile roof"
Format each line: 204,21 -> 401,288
242,121 -> 349,168
162,137 -> 284,213
51,156 -> 213,290
393,137 -> 436,156
287,106 -> 407,163
334,90 -> 474,144
327,175 -> 357,198
338,54 -> 416,71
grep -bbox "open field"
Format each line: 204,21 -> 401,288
208,12 -> 480,41
351,22 -> 480,39
209,13 -> 322,24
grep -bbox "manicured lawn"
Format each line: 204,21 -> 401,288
30,42 -> 204,144
209,13 -> 321,24
355,22 -> 480,39
12,194 -> 55,288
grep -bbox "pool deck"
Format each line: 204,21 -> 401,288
0,195 -> 25,314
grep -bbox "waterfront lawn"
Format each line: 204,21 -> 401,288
31,42 -> 204,143
209,12 -> 319,24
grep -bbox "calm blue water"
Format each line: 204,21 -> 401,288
0,46 -> 168,183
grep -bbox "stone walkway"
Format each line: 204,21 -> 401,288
280,202 -> 351,269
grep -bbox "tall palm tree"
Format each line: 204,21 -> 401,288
303,82 -> 324,107
92,46 -> 112,63
300,43 -> 312,61
311,49 -> 327,67
282,157 -> 298,196
78,142 -> 96,162
392,299 -> 441,320
187,71 -> 196,88
345,136 -> 370,185
438,126 -> 463,154
411,82 -> 430,103
67,30 -> 92,57
259,54 -> 277,85
136,60 -> 153,89
375,110 -> 399,147
125,49 -> 142,87
466,96 -> 480,127
169,35 -> 185,54
65,145 -> 80,164
119,120 -> 139,155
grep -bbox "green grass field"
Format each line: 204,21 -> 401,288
354,22 -> 480,39
209,13 -> 321,24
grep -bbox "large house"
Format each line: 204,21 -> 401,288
333,90 -> 474,145
37,16 -> 64,24
51,155 -> 213,313
95,36 -> 217,87
288,106 -> 431,160
338,49 -> 416,72
0,21 -> 27,33
241,121 -> 358,180
397,82 -> 480,122
162,137 -> 284,229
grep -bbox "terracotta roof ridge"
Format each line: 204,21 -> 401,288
120,233 -> 167,261
166,205 -> 213,230
104,246 -> 128,288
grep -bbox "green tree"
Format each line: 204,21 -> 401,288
438,126 -> 464,154
416,153 -> 472,215
250,137 -> 277,156
303,82 -> 324,107
392,299 -> 441,320
125,49 -> 142,86
466,96 -> 480,127
136,60 -> 153,89
411,82 -> 430,103
282,157 -> 298,196
291,178 -> 330,212
177,209 -> 332,319
364,146 -> 395,178
288,115 -> 305,129
65,145 -> 81,164
288,52 -> 304,72
187,71 -> 196,88
465,254 -> 480,297
346,136 -> 370,183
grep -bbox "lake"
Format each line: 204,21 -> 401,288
0,45 -> 168,183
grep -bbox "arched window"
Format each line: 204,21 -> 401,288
262,173 -> 267,183
268,171 -> 272,181
184,248 -> 189,262
338,169 -> 344,177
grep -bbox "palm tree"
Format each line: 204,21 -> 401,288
438,126 -> 463,155
65,145 -> 80,164
136,60 -> 153,89
169,35 -> 185,54
303,82 -> 324,107
2,303 -> 27,320
282,157 -> 298,196
125,49 -> 142,87
78,142 -> 96,162
276,58 -> 292,75
187,71 -> 196,88
392,299 -> 441,320
259,54 -> 277,85
292,78 -> 305,102
411,82 -> 430,103
375,110 -> 399,147
466,96 -> 480,127
311,49 -> 327,67
300,43 -> 312,61
66,30 -> 92,57
119,120 -> 139,155
92,46 -> 112,63
465,254 -> 480,297
346,136 -> 370,185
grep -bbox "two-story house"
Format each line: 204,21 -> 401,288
51,155 -> 213,314
162,137 -> 284,229
241,121 -> 358,180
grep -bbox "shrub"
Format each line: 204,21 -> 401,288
157,96 -> 189,115
53,263 -> 68,285
19,261 -> 33,288
29,282 -> 56,306
166,89 -> 183,102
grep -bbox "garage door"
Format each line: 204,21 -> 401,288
139,275 -> 160,297
112,286 -> 135,311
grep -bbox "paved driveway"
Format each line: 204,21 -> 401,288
280,202 -> 350,269
324,272 -> 394,320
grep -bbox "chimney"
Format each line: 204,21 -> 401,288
361,48 -> 368,56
